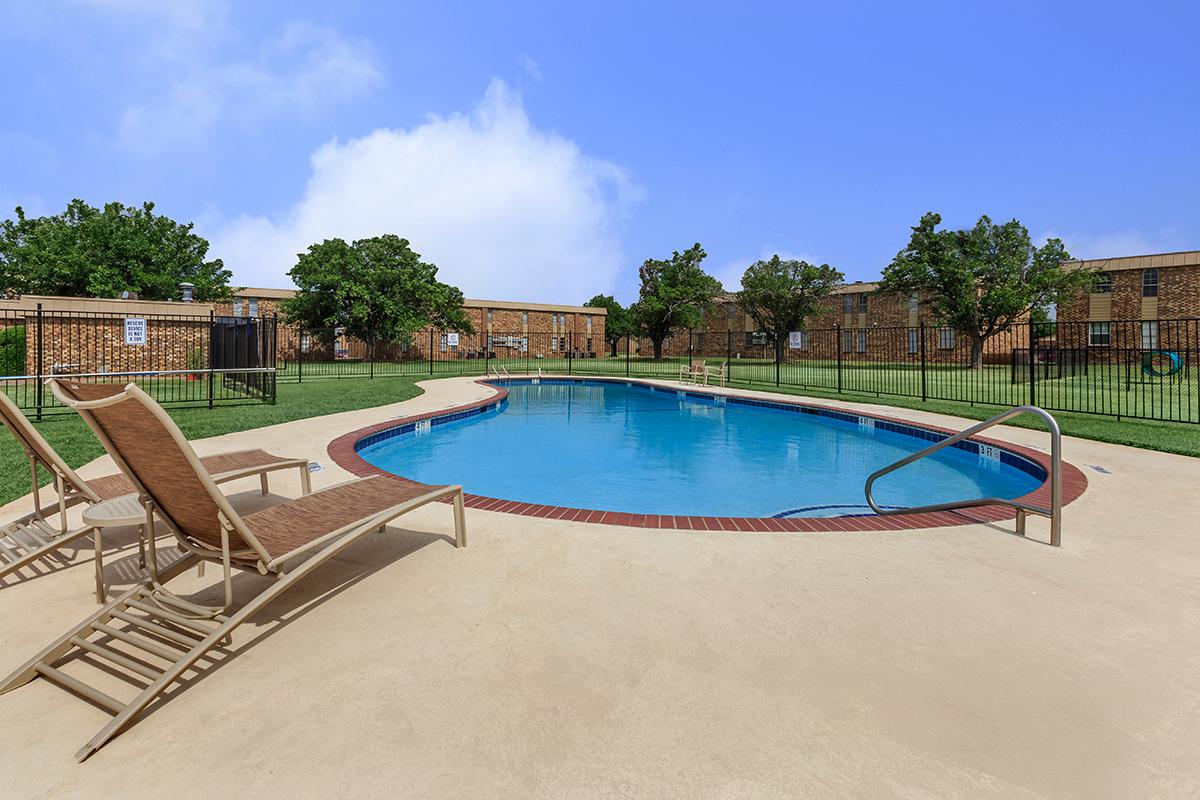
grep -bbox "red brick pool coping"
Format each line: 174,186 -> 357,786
326,377 -> 1088,533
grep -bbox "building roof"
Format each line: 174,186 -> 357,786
1064,250 -> 1200,272
232,287 -> 298,299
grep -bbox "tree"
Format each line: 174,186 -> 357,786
584,294 -> 636,356
879,212 -> 1091,368
0,200 -> 231,300
630,243 -> 722,359
282,235 -> 474,358
738,255 -> 844,360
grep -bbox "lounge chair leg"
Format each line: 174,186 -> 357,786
300,464 -> 312,496
452,490 -> 467,548
260,473 -> 269,496
93,528 -> 105,603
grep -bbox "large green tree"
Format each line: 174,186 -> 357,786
738,255 -> 844,359
879,212 -> 1090,368
584,294 -> 637,356
0,200 -> 231,300
630,243 -> 722,359
282,235 -> 473,357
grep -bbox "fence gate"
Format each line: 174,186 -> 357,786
210,317 -> 274,401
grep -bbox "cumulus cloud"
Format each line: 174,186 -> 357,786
117,19 -> 381,153
709,249 -> 819,292
211,80 -> 638,303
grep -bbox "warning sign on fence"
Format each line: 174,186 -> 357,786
124,318 -> 146,346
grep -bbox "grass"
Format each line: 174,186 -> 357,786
0,376 -> 428,506
3,364 -> 1196,508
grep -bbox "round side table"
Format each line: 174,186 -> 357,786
81,494 -> 146,603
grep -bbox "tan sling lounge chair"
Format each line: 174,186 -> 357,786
0,391 -> 312,599
679,358 -> 707,385
0,380 -> 465,762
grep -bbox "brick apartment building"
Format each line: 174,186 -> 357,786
220,288 -> 607,362
621,282 -> 1026,364
1056,250 -> 1200,352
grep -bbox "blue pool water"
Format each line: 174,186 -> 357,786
357,380 -> 1043,518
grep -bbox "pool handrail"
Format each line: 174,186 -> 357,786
488,364 -> 510,380
863,405 -> 1063,546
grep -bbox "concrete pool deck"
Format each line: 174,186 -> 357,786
0,375 -> 1197,798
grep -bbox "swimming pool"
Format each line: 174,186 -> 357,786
352,379 -> 1047,519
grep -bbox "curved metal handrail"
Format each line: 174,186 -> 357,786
864,405 -> 1062,546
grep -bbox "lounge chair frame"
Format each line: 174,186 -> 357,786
0,380 -> 465,761
0,391 -> 311,599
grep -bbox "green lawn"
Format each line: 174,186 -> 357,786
4,366 -> 1196,508
0,376 -> 428,506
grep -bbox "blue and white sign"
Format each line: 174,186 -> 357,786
788,331 -> 805,349
447,333 -> 460,347
124,318 -> 146,346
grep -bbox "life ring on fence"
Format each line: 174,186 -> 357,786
1141,350 -> 1182,377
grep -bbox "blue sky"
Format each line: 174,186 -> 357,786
1,1 -> 1197,304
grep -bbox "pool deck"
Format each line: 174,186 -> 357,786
1,375 -> 1198,798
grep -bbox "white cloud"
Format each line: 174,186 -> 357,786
211,80 -> 639,304
117,19 -> 381,153
1040,229 -> 1187,261
710,249 -> 818,292
518,54 -> 544,82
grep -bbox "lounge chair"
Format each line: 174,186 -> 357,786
0,380 -> 465,761
679,358 -> 707,385
0,391 -> 311,600
705,361 -> 728,387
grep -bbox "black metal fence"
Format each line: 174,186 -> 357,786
279,319 -> 1199,424
0,305 -> 277,418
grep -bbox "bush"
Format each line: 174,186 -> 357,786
0,326 -> 26,377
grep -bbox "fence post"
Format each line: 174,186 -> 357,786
296,328 -> 303,383
775,335 -> 781,387
207,310 -> 215,409
35,303 -> 43,421
835,323 -> 843,394
568,331 -> 573,375
919,320 -> 927,402
369,334 -> 375,380
484,329 -> 489,376
727,330 -> 732,383
1029,322 -> 1037,408
270,315 -> 278,403
429,330 -> 435,375
625,334 -> 631,377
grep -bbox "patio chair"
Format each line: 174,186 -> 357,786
0,380 -> 465,761
0,391 -> 311,598
679,358 -> 706,385
704,361 -> 728,387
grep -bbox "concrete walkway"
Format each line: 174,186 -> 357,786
1,376 -> 1198,798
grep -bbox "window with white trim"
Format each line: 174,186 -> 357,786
1141,320 -> 1159,350
440,334 -> 448,352
1088,322 -> 1111,347
1093,272 -> 1113,293
908,293 -> 919,312
248,299 -> 258,317
1142,269 -> 1159,298
856,329 -> 867,352
232,299 -> 243,317
907,328 -> 918,354
842,329 -> 853,353
937,327 -> 956,350
842,295 -> 853,314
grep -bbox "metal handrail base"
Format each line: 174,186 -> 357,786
863,405 -> 1063,546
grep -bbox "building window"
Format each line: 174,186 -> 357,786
726,303 -> 735,326
232,299 -> 243,317
1141,320 -> 1159,350
585,314 -> 592,333
694,333 -> 703,351
1088,322 -> 1111,347
857,294 -> 868,313
299,334 -> 312,354
522,311 -> 529,327
586,337 -> 592,352
937,327 -> 956,350
439,334 -> 448,352
907,328 -> 918,354
248,298 -> 258,317
908,293 -> 919,313
842,330 -> 853,353
1092,272 -> 1113,293
487,310 -> 493,326
551,336 -> 558,352
842,295 -> 854,314
1142,268 -> 1159,297
856,329 -> 867,352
